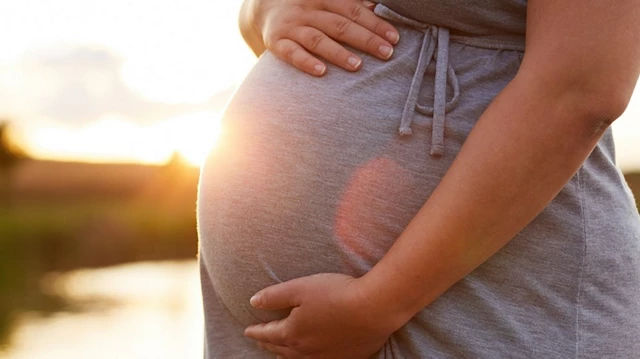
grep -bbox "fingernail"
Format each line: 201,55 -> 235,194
378,45 -> 393,59
250,294 -> 261,307
386,31 -> 399,44
314,63 -> 326,75
347,56 -> 362,70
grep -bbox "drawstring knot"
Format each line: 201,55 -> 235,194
373,3 -> 525,157
397,25 -> 460,157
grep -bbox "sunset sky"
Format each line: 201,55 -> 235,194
1,0 -> 639,169
1,0 -> 255,166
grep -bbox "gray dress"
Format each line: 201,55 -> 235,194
197,1 -> 640,357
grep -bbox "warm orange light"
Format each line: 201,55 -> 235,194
20,111 -> 223,167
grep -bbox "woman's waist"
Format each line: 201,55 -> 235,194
373,2 -> 525,52
376,0 -> 526,48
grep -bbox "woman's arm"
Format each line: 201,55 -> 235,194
359,0 -> 640,328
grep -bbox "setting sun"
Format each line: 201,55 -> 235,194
161,111 -> 225,166
17,111 -> 224,167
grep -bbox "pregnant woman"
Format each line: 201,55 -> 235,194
197,0 -> 640,357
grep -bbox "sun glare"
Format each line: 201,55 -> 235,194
21,111 -> 223,167
161,111 -> 224,166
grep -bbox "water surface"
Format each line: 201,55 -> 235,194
1,260 -> 203,359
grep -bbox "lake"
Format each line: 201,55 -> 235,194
0,260 -> 203,359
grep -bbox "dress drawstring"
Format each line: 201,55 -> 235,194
373,3 -> 525,157
397,26 -> 460,156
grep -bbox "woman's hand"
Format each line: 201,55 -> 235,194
239,0 -> 400,76
243,272 -> 405,358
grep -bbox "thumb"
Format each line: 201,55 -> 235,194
363,0 -> 377,11
250,280 -> 303,310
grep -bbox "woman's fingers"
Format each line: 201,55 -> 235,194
309,10 -> 395,61
289,26 -> 364,72
324,0 -> 399,45
272,38 -> 327,76
257,341 -> 299,358
259,0 -> 400,76
244,318 -> 290,346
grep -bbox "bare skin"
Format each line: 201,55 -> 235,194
242,0 -> 640,358
238,0 -> 399,76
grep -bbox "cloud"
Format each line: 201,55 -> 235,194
0,45 -> 235,126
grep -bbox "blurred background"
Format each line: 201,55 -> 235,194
0,1 -> 255,358
0,1 -> 638,358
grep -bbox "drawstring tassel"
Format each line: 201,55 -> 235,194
397,29 -> 436,138
396,25 -> 460,157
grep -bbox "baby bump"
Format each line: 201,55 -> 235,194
196,51 -> 453,327
196,33 -> 519,326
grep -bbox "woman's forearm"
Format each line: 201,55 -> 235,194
358,68 -> 621,329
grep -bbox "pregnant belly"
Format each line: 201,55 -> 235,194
196,50 -> 460,326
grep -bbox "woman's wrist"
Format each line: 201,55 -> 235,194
353,267 -> 421,333
238,0 -> 267,57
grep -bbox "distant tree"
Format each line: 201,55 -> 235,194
159,150 -> 190,184
165,151 -> 189,168
0,121 -> 27,203
0,121 -> 26,168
